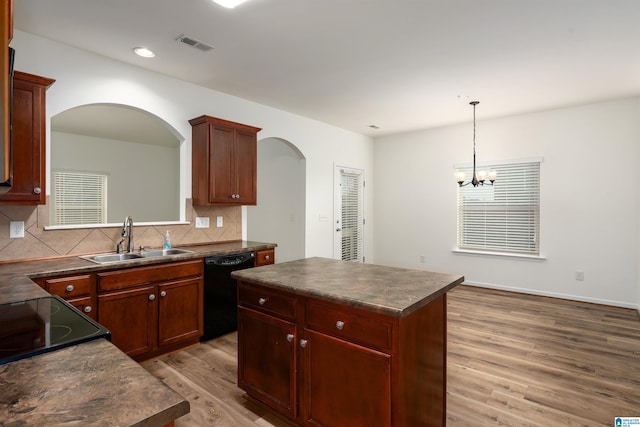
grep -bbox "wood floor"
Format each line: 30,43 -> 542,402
141,285 -> 640,426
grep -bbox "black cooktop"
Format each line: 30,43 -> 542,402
0,295 -> 111,365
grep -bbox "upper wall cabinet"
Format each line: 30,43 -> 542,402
0,71 -> 55,204
189,115 -> 261,206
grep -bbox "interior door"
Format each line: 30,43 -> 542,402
333,165 -> 365,262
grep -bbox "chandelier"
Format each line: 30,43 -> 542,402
455,101 -> 496,187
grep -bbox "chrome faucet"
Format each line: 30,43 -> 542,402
116,216 -> 134,253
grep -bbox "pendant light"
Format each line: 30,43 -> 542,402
455,101 -> 496,187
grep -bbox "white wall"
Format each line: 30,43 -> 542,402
247,138 -> 306,263
374,98 -> 640,308
11,30 -> 374,260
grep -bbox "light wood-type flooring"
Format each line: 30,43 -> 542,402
141,285 -> 640,426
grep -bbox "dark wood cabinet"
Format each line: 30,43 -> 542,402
0,71 -> 54,204
255,248 -> 275,266
0,0 -> 12,187
33,273 -> 97,320
237,280 -> 448,427
97,259 -> 204,361
190,115 -> 260,206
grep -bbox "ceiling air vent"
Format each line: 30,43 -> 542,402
176,35 -> 214,52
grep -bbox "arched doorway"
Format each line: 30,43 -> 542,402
247,137 -> 305,263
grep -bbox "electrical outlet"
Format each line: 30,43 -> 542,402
10,221 -> 25,238
419,255 -> 426,263
195,217 -> 210,228
216,216 -> 223,227
575,270 -> 584,281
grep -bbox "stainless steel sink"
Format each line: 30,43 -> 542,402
140,248 -> 193,258
80,248 -> 193,264
81,253 -> 143,264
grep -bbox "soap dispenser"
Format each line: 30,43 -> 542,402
164,231 -> 172,249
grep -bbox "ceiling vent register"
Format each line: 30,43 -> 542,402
176,35 -> 214,52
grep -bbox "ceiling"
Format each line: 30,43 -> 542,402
13,0 -> 640,137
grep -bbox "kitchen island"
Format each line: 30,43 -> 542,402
232,257 -> 464,427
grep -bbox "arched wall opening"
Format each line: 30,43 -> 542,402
247,137 -> 306,263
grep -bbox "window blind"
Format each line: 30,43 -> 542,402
457,161 -> 540,255
340,168 -> 364,262
53,171 -> 107,225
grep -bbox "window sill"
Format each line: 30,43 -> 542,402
452,248 -> 546,261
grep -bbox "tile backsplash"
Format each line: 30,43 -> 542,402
0,198 -> 241,262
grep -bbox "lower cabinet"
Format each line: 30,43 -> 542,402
237,281 -> 447,427
33,273 -> 96,320
97,259 -> 204,361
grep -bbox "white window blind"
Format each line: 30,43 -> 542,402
457,161 -> 540,255
53,171 -> 107,226
340,168 -> 364,262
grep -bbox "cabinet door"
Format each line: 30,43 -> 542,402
234,128 -> 257,205
157,278 -> 202,348
301,329 -> 392,427
98,285 -> 157,357
238,307 -> 297,419
0,72 -> 53,204
208,122 -> 235,203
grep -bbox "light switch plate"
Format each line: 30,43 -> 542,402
216,216 -> 223,227
10,221 -> 25,238
195,217 -> 210,228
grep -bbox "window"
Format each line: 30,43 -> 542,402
52,171 -> 108,226
334,166 -> 365,262
457,160 -> 540,255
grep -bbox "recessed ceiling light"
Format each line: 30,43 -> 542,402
133,47 -> 155,58
212,0 -> 249,8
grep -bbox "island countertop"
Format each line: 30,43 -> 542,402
231,257 -> 464,317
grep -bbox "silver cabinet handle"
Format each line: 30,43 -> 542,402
33,187 -> 41,194
286,333 -> 294,342
336,320 -> 345,330
149,294 -> 156,301
299,339 -> 308,348
65,284 -> 75,292
84,306 -> 92,313
258,297 -> 266,305
160,291 -> 167,297
264,255 -> 270,260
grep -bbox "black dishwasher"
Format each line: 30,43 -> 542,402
201,251 -> 255,341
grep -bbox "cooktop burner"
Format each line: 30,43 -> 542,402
0,295 -> 111,365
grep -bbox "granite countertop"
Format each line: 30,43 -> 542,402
232,257 -> 464,317
0,240 -> 275,305
0,339 -> 189,426
0,240 -> 275,426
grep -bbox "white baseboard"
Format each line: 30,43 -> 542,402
463,280 -> 640,313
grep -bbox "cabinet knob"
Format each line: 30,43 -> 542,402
84,306 -> 92,313
33,187 -> 41,194
160,291 -> 167,297
65,284 -> 75,292
299,339 -> 308,348
258,297 -> 266,305
264,255 -> 270,260
149,294 -> 156,301
336,320 -> 345,330
286,333 -> 294,342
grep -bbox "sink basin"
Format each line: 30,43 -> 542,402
140,248 -> 193,257
81,253 -> 143,264
80,248 -> 194,264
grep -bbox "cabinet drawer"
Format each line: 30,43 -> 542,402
41,274 -> 92,298
255,249 -> 275,266
305,300 -> 393,351
238,283 -> 296,321
98,260 -> 203,292
66,296 -> 96,320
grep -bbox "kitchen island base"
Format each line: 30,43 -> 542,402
233,257 -> 463,427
